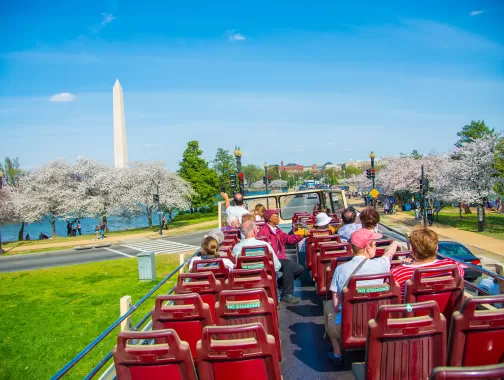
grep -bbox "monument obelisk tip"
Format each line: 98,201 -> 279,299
113,79 -> 128,168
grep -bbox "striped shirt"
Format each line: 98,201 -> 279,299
391,259 -> 465,301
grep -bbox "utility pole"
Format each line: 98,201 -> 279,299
0,172 -> 4,254
157,182 -> 162,235
264,163 -> 269,208
369,151 -> 377,209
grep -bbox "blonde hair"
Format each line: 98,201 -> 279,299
201,236 -> 219,258
409,228 -> 438,261
257,205 -> 266,218
241,213 -> 255,223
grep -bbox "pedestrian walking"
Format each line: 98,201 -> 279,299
162,215 -> 167,229
95,225 -> 100,240
76,220 -> 82,235
100,222 -> 106,239
383,199 -> 389,215
67,221 -> 72,237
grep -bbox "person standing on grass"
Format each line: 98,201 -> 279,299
100,222 -> 106,239
76,220 -> 82,235
95,225 -> 100,240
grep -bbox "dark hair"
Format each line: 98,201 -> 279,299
233,193 -> 244,206
341,207 -> 357,224
200,236 -> 219,258
359,207 -> 380,229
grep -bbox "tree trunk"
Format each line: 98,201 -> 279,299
459,203 -> 463,219
51,213 -> 56,236
147,206 -> 153,227
18,222 -> 26,241
102,214 -> 109,232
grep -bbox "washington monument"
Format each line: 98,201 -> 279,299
113,79 -> 129,168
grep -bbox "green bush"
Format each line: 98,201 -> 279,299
171,211 -> 218,222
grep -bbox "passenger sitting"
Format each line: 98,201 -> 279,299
391,228 -> 464,301
241,213 -> 256,224
254,204 -> 266,221
324,228 -> 399,368
313,212 -> 337,234
188,236 -> 234,272
232,220 -> 281,272
337,207 -> 362,242
205,228 -> 225,246
221,214 -> 241,231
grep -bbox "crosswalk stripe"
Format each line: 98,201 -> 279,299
121,239 -> 198,255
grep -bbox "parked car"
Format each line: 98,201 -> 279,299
437,241 -> 482,281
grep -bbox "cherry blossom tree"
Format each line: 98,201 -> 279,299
269,179 -> 288,189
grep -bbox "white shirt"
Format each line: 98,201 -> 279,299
232,237 -> 281,272
330,255 -> 391,324
226,206 -> 250,223
189,256 -> 234,272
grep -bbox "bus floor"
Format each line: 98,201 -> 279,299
280,247 -> 361,380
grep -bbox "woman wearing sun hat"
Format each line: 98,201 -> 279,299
313,212 -> 337,234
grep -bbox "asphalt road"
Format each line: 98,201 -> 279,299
0,230 -> 209,273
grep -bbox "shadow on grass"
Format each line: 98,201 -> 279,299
437,213 -> 504,238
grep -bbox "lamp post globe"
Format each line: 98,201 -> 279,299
369,151 -> 375,159
233,147 -> 242,158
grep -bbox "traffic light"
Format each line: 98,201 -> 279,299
263,176 -> 267,185
419,178 -> 429,192
230,174 -> 237,189
267,175 -> 271,184
371,168 -> 376,178
237,172 -> 244,190
366,169 -> 371,179
153,194 -> 159,203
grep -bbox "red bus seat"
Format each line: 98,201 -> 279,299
236,255 -> 275,278
196,323 -> 281,380
240,245 -> 274,262
309,229 -> 331,236
390,251 -> 413,269
405,265 -> 464,330
374,239 -> 393,247
315,243 -> 352,297
223,229 -> 240,239
341,273 -> 400,350
448,295 -> 504,367
114,329 -> 197,380
359,301 -> 447,380
375,244 -> 402,257
224,235 -> 239,245
218,249 -> 237,265
189,259 -> 230,282
306,235 -> 342,273
326,256 -> 354,300
225,268 -> 278,305
215,288 -> 281,360
429,364 -> 504,380
152,294 -> 213,359
175,272 -> 222,323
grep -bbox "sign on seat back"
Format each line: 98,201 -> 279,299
241,245 -> 273,262
447,294 -> 504,367
190,259 -> 230,282
405,265 -> 464,330
316,243 -> 352,297
225,268 -> 278,305
196,323 -> 281,380
175,272 -> 222,323
152,294 -> 212,359
341,273 -> 400,350
113,329 -> 197,380
215,288 -> 281,360
236,255 -> 275,278
365,301 -> 447,380
429,363 -> 504,380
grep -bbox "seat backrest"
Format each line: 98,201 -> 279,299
225,268 -> 277,304
236,255 -> 275,278
215,288 -> 281,360
306,235 -> 342,271
152,293 -> 213,359
189,259 -> 230,282
218,248 -> 236,265
327,256 -> 354,299
114,329 -> 197,380
366,301 -> 447,380
447,295 -> 504,367
309,228 -> 331,236
224,235 -> 239,245
240,245 -> 273,262
197,323 -> 281,380
375,244 -> 402,257
175,272 -> 222,323
341,273 -> 400,350
292,212 -> 311,224
405,265 -> 464,330
223,229 -> 240,239
429,364 -> 504,380
374,239 -> 393,247
316,243 -> 352,297
390,251 -> 413,269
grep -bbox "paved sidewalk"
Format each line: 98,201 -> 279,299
348,199 -> 504,258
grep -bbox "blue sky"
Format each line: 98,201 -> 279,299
1,0 -> 503,170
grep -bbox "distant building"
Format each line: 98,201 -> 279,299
280,161 -> 304,173
325,163 -> 342,171
342,161 -> 368,171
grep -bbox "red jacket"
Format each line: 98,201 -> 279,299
258,224 -> 302,260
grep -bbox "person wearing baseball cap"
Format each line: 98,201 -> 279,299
323,228 -> 400,368
258,209 -> 307,304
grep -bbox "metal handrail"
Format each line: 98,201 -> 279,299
52,253 -> 196,380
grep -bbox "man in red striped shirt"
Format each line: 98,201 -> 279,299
391,228 -> 464,301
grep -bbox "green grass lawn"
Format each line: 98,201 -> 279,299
0,254 -> 184,380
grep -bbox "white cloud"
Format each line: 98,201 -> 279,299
295,148 -> 305,152
470,10 -> 484,16
228,30 -> 246,42
49,93 -> 76,102
342,148 -> 352,151
326,142 -> 335,146
90,12 -> 116,32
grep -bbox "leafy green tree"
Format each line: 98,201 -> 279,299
178,141 -> 219,211
268,165 -> 280,180
0,157 -> 26,240
212,148 -> 237,193
243,164 -> 263,186
411,150 -> 422,159
456,120 -> 495,147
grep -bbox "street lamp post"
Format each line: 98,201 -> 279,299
264,163 -> 269,208
234,147 -> 243,193
370,151 -> 376,209
157,182 -> 163,236
0,171 -> 4,254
